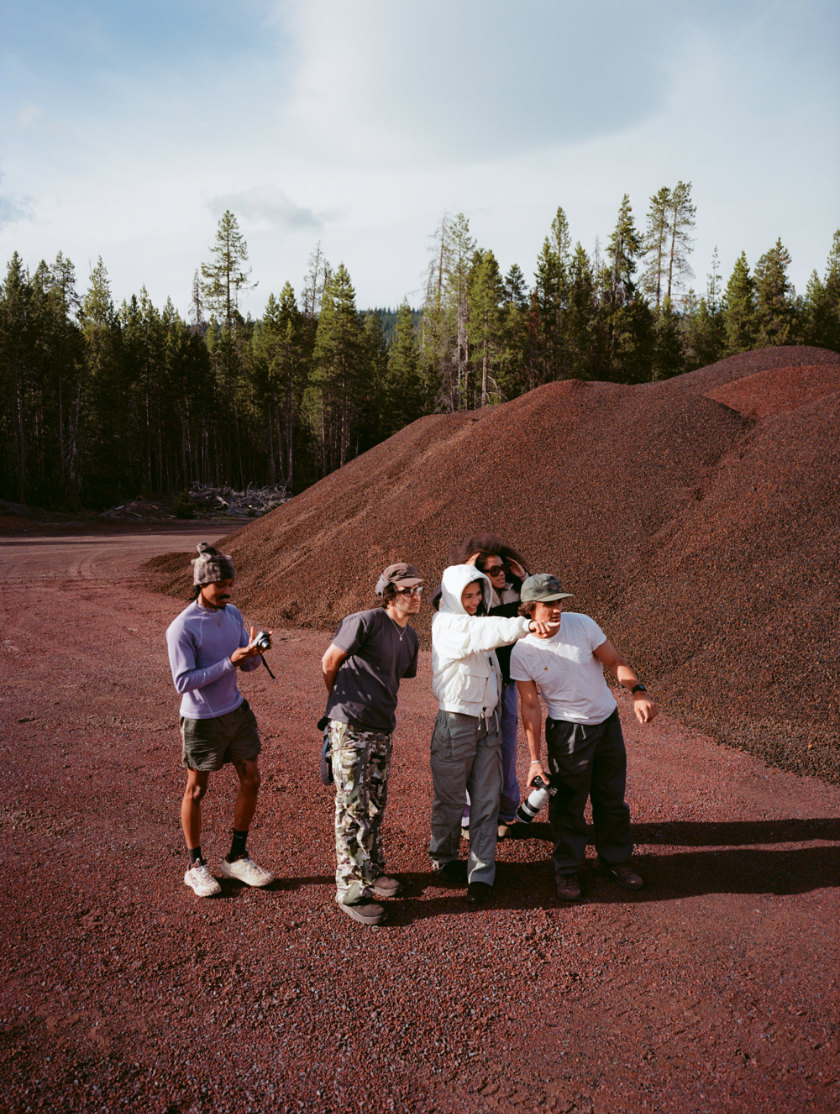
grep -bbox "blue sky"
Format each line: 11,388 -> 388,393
1,0 -> 838,317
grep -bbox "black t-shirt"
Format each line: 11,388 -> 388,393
325,608 -> 418,732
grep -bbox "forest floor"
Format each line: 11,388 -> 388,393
1,525 -> 838,1114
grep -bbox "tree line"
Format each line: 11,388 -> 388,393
1,188 -> 838,511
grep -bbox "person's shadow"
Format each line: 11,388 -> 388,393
384,817 -> 840,923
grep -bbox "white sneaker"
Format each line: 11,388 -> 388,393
184,861 -> 222,897
219,856 -> 274,887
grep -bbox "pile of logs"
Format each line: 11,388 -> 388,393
182,483 -> 289,518
102,483 -> 289,520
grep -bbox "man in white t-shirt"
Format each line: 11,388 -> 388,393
510,574 -> 658,902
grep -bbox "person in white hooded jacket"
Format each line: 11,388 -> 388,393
429,563 -> 556,904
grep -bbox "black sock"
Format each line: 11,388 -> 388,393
229,829 -> 248,861
189,847 -> 203,864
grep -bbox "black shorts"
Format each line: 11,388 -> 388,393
180,701 -> 262,771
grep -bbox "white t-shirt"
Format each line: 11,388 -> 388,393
509,612 -> 617,725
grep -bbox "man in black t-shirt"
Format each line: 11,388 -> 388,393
321,563 -> 424,925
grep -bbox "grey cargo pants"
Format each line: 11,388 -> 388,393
429,709 -> 501,885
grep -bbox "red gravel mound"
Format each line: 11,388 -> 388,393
152,345 -> 840,782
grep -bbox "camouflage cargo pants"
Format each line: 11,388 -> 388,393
329,720 -> 393,905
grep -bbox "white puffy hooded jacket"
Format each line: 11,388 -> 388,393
431,564 -> 532,718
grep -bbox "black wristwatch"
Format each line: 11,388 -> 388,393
630,683 -> 647,695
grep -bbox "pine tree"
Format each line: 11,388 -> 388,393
420,213 -> 455,411
78,257 -> 128,505
754,238 -> 796,346
651,297 -> 684,380
190,270 -> 204,331
665,181 -> 696,302
467,249 -> 504,406
532,206 -> 572,383
419,212 -> 476,411
199,213 -> 259,488
356,312 -> 390,453
253,282 -> 311,489
447,213 -> 475,409
163,302 -> 213,489
200,210 -> 255,331
707,247 -> 724,316
683,250 -> 726,369
604,196 -> 650,380
682,294 -> 723,371
802,231 -> 840,351
607,194 -> 641,305
385,301 -> 425,433
0,253 -> 34,501
641,187 -> 672,310
723,252 -> 757,354
564,243 -> 599,379
497,264 -> 531,398
308,264 -> 363,473
502,263 -> 528,309
302,242 -> 331,319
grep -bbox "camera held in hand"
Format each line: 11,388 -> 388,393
516,775 -> 557,823
253,630 -> 271,652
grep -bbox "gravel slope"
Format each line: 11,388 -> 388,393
149,345 -> 840,784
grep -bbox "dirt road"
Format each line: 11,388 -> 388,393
1,529 -> 838,1113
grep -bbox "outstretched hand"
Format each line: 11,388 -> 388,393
529,619 -> 560,637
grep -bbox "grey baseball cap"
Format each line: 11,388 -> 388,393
374,562 -> 425,596
520,574 -> 574,603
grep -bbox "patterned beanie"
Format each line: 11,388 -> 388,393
192,542 -> 235,585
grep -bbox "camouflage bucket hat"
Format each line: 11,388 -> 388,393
192,542 -> 235,585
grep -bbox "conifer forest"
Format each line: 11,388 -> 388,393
2,185 -> 839,511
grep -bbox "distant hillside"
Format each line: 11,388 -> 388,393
150,345 -> 840,783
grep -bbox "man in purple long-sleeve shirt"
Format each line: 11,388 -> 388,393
166,542 -> 275,897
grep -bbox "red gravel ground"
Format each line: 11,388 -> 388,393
1,529 -> 838,1113
2,346 -> 839,1113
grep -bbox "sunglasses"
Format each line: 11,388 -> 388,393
396,585 -> 424,596
482,564 -> 506,576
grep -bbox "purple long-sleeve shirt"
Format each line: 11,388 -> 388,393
165,601 -> 259,719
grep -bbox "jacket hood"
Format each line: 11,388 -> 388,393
438,564 -> 492,615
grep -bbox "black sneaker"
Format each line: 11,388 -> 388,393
466,881 -> 494,906
432,859 -> 468,884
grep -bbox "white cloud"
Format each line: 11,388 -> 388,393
209,186 -> 325,233
279,0 -> 673,164
0,0 -> 836,315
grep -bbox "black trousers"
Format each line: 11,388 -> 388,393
545,708 -> 633,876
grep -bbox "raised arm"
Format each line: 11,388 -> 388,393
436,613 -> 557,658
